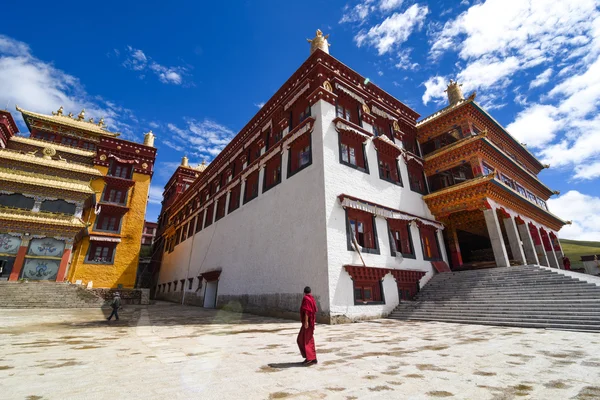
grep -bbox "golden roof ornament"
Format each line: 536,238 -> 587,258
52,106 -> 64,116
307,29 -> 330,55
181,155 -> 189,167
98,117 -> 105,127
42,147 -> 56,160
196,160 -> 208,172
88,117 -> 94,124
67,112 -> 74,118
143,130 -> 155,147
77,109 -> 85,121
445,80 -> 464,106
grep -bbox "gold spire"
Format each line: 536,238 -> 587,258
144,130 -> 155,147
445,80 -> 464,106
98,117 -> 105,127
77,109 -> 85,121
181,155 -> 189,167
195,160 -> 208,172
307,29 -> 330,55
88,117 -> 94,123
52,106 -> 64,116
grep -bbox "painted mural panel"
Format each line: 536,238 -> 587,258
0,234 -> 21,255
22,258 -> 60,280
27,238 -> 65,258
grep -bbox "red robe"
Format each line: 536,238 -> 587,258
297,294 -> 317,361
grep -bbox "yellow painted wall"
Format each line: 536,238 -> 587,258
68,166 -> 150,288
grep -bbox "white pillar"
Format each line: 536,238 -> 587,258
437,228 -> 449,264
258,165 -> 265,194
517,223 -> 539,265
534,226 -> 550,267
483,208 -> 510,267
503,217 -> 526,265
224,190 -> 231,213
546,245 -> 561,269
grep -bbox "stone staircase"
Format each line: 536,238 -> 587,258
0,281 -> 106,308
389,265 -> 600,332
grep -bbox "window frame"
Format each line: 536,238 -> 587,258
84,242 -> 117,264
243,170 -> 260,204
338,133 -> 369,174
345,208 -> 380,255
287,133 -> 313,178
352,280 -> 385,305
387,219 -> 415,258
377,151 -> 402,186
419,225 -> 442,261
262,154 -> 282,193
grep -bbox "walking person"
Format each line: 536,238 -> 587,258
107,292 -> 121,321
563,256 -> 571,271
297,286 -> 318,366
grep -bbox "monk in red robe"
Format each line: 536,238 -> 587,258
297,286 -> 317,365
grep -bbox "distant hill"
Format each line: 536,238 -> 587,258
560,238 -> 600,269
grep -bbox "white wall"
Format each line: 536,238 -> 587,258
158,105 -> 331,315
318,100 -> 441,321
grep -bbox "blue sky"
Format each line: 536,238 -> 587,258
1,0 -> 599,240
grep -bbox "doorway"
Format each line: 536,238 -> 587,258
203,280 -> 218,309
0,257 -> 15,280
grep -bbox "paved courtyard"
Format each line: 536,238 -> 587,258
1,303 -> 600,400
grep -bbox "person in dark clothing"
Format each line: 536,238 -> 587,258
107,292 -> 121,321
563,256 -> 571,271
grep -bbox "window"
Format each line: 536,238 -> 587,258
204,203 -> 215,228
248,139 -> 262,164
187,220 -> 195,238
526,190 -> 537,203
175,228 -> 182,245
346,208 -> 379,254
168,283 -> 171,292
181,222 -> 188,242
353,281 -> 383,303
40,199 -> 76,215
288,133 -> 312,177
516,184 -> 527,197
82,142 -> 96,151
61,136 -> 78,147
408,162 -> 427,194
339,134 -> 367,172
111,163 -> 131,179
336,103 -> 352,122
482,162 -> 494,176
537,197 -> 548,210
194,214 -> 202,233
244,170 -> 260,203
0,194 -> 35,210
188,278 -> 193,290
263,154 -> 282,192
373,124 -> 393,141
403,136 -> 421,156
86,243 -> 116,264
104,188 -> 126,204
299,106 -> 311,123
228,184 -> 241,213
419,225 -> 441,261
377,152 -> 402,185
34,131 -> 56,142
96,214 -> 120,232
269,129 -> 283,149
388,219 -> 414,257
215,196 -> 226,221
173,281 -> 178,291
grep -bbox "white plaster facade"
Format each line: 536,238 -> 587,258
156,97 -> 446,323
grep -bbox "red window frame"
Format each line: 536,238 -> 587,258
228,183 -> 241,213
244,170 -> 260,203
419,224 -> 441,260
336,98 -> 360,126
346,208 -> 378,253
263,154 -> 282,192
87,242 -> 116,263
339,134 -> 367,170
204,203 -> 215,228
215,195 -> 226,221
248,138 -> 262,164
388,219 -> 414,257
377,152 -> 401,184
288,133 -> 312,177
353,281 -> 383,303
110,162 -> 132,179
408,161 -> 427,194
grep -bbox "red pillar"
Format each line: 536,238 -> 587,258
55,248 -> 72,282
9,245 -> 28,281
448,226 -> 463,268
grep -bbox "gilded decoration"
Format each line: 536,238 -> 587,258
0,167 -> 95,194
362,104 -> 370,114
323,80 -> 333,92
0,149 -> 101,176
0,206 -> 86,229
42,147 -> 56,159
17,106 -> 120,137
142,162 -> 148,170
99,154 -> 107,161
393,120 -> 400,131
307,29 -> 330,55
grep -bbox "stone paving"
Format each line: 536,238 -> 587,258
1,302 -> 600,400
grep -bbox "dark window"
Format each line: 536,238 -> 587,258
346,208 -> 379,254
299,106 -> 311,123
420,225 -> 441,261
0,194 -> 35,210
263,154 -> 282,192
215,196 -> 226,221
336,103 -> 352,122
408,162 -> 427,194
204,203 -> 214,228
34,131 -> 56,142
188,278 -> 193,290
248,139 -> 262,164
96,214 -> 120,232
288,133 -> 312,177
173,281 -> 178,291
244,170 -> 260,203
175,228 -> 182,245
388,219 -> 414,257
81,142 -> 96,151
86,243 -> 116,264
377,152 -> 402,185
353,281 -> 383,303
195,213 -> 203,233
40,199 -> 77,215
61,136 -> 78,147
181,222 -> 189,242
339,134 -> 367,172
104,188 -> 126,204
482,162 -> 494,176
428,164 -> 474,192
187,220 -> 195,238
228,183 -> 241,213
110,163 -> 131,179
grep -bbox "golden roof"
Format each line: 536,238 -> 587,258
16,106 -> 120,137
0,206 -> 86,228
0,149 -> 102,176
10,136 -> 96,157
0,167 -> 95,194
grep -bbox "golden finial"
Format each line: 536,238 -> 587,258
445,79 -> 464,106
88,117 -> 94,123
143,130 -> 155,147
307,29 -> 330,55
544,164 -> 550,169
77,109 -> 85,121
98,117 -> 105,127
181,155 -> 189,167
553,190 -> 560,195
566,220 -> 572,225
67,112 -> 74,118
53,106 -> 64,116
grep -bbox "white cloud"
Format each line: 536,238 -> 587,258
548,191 -> 600,240
339,1 -> 376,24
0,34 -> 137,138
379,0 -> 403,11
147,185 -> 164,205
529,68 -> 553,89
255,102 -> 265,109
355,4 -> 429,55
122,46 -> 190,85
422,76 -> 447,105
458,56 -> 520,91
164,118 -> 235,160
505,104 -> 559,148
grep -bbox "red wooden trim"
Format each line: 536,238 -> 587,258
9,245 -> 28,281
373,136 -> 402,158
389,269 -> 427,283
431,261 -> 451,273
344,265 -> 390,281
201,270 -> 221,281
